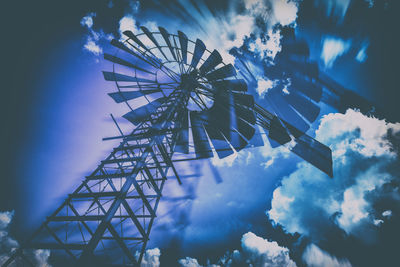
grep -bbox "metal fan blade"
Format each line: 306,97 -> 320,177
235,117 -> 256,142
178,31 -> 188,64
123,97 -> 168,125
108,89 -> 161,103
266,89 -> 310,133
247,126 -> 264,148
104,53 -> 155,75
268,116 -> 292,145
158,27 -> 177,61
283,90 -> 321,123
203,124 -> 235,158
226,130 -> 248,151
123,30 -> 154,56
233,93 -> 254,109
212,79 -> 248,92
268,115 -> 332,176
290,133 -> 333,177
190,112 -> 213,158
140,26 -> 169,61
205,64 -> 236,81
175,110 -> 189,154
103,71 -> 155,84
199,50 -> 222,75
110,39 -> 161,69
190,39 -> 206,69
290,77 -> 322,102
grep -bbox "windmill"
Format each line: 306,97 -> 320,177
3,27 -> 332,266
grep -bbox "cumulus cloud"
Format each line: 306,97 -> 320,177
0,211 -> 51,266
320,36 -> 351,68
268,109 -> 400,239
139,248 -> 161,267
179,257 -> 203,267
302,244 -> 352,267
119,15 -> 139,38
178,232 -> 296,267
240,232 -> 296,267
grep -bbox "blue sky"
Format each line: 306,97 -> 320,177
1,0 -> 400,266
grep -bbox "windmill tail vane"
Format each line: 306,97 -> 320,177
2,26 -> 332,266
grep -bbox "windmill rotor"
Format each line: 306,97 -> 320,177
105,26 -> 257,160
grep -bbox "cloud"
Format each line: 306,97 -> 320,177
119,15 -> 139,38
80,12 -> 95,28
0,211 -> 51,266
244,0 -> 300,28
80,12 -> 114,57
83,39 -> 102,55
178,257 -> 203,267
320,36 -> 351,68
267,109 -> 400,239
240,232 -> 297,267
302,244 -> 352,267
356,42 -> 368,63
248,29 -> 282,60
139,248 -> 161,267
256,77 -> 275,97
178,232 -> 296,267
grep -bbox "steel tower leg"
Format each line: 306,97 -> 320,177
3,89 -> 189,266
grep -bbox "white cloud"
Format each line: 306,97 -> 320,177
240,232 -> 297,267
270,0 -> 300,27
119,15 -> 139,38
83,39 -> 103,55
249,29 -> 282,60
255,77 -> 276,97
244,0 -> 300,28
211,149 -> 254,167
80,13 -> 114,57
140,248 -> 161,267
0,211 -> 51,266
80,12 -> 95,28
178,232 -> 296,267
179,257 -> 203,267
382,210 -> 392,218
356,42 -> 368,63
302,244 -> 352,267
320,36 -> 351,68
268,109 -> 400,238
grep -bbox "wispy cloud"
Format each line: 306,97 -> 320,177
320,36 -> 351,68
302,244 -> 352,267
80,12 -> 114,57
356,42 -> 369,63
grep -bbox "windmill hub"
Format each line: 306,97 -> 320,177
180,72 -> 199,92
